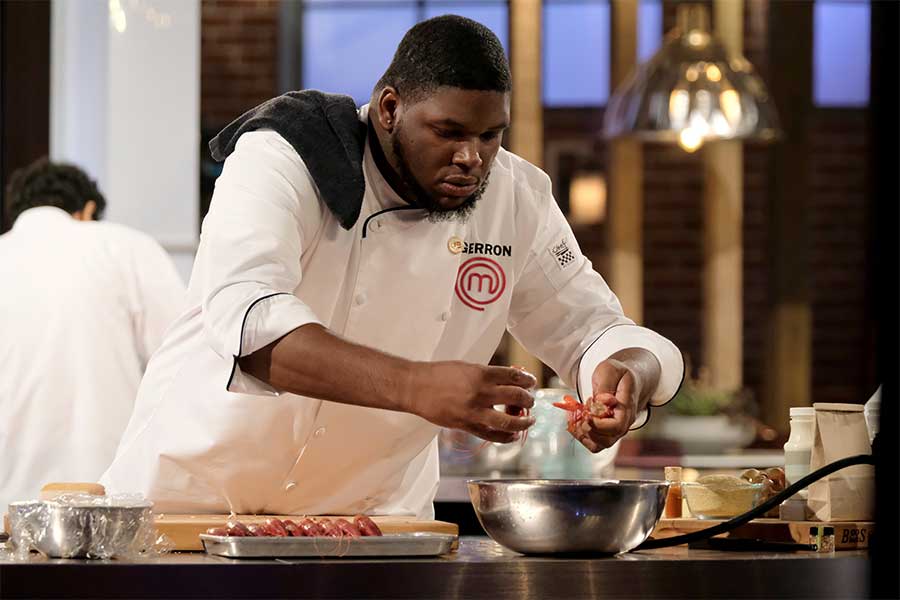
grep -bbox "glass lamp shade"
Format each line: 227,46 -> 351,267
604,4 -> 780,150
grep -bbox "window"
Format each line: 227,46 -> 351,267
543,1 -> 611,107
637,0 -> 662,64
301,0 -> 509,106
543,0 -> 662,108
424,2 -> 508,50
302,2 -> 417,105
813,0 -> 870,107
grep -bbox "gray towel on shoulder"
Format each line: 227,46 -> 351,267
208,90 -> 366,230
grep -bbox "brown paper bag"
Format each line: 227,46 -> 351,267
807,403 -> 874,521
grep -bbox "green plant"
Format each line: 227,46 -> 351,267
669,367 -> 740,417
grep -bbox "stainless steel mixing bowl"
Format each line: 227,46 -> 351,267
467,479 -> 669,554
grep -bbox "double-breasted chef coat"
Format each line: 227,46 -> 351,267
101,105 -> 684,519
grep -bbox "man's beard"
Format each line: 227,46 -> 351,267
391,134 -> 488,223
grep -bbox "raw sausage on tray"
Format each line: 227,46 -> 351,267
214,516 -> 383,538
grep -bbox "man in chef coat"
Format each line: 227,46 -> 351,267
0,158 -> 185,511
102,15 -> 683,518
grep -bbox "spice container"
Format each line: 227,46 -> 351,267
664,466 -> 683,518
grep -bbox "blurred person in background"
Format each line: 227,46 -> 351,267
0,158 -> 185,510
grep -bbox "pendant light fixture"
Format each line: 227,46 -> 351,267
604,4 -> 780,152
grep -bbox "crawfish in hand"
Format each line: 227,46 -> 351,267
552,392 -> 617,435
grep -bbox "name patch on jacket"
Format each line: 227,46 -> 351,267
463,241 -> 512,257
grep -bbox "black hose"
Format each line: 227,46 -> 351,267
635,453 -> 875,551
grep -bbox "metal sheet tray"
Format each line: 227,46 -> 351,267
200,532 -> 456,559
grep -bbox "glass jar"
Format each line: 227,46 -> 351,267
664,466 -> 683,518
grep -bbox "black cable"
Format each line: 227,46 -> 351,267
635,453 -> 876,551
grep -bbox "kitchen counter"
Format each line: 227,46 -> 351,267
0,537 -> 868,599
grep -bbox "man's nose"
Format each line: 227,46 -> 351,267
452,140 -> 483,171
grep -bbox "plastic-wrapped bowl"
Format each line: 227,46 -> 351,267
7,495 -> 154,559
682,481 -> 764,519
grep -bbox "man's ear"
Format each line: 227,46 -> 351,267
376,87 -> 401,132
73,200 -> 97,222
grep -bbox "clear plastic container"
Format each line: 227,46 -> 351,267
518,389 -> 594,479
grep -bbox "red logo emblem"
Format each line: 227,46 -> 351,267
455,257 -> 506,311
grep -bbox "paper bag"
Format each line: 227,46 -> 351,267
807,403 -> 874,521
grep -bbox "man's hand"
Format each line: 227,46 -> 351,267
240,324 -> 535,444
570,348 -> 661,453
405,362 -> 536,444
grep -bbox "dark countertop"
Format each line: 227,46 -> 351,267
0,537 -> 869,599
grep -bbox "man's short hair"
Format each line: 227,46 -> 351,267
373,14 -> 511,102
6,158 -> 106,224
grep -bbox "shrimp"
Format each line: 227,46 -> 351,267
552,393 -> 617,436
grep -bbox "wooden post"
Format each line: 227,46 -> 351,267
507,0 -> 545,385
763,0 -> 813,432
701,0 -> 744,392
608,0 -> 644,324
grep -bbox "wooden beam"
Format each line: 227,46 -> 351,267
702,141 -> 743,391
509,0 -> 543,167
763,0 -> 813,432
700,0 -> 744,391
608,0 -> 644,324
507,0 -> 545,385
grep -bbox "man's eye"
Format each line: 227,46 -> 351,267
435,128 -> 458,138
480,131 -> 500,142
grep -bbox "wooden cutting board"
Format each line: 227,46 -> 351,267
652,517 -> 873,550
155,514 -> 459,551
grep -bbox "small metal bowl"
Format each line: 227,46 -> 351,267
467,479 -> 669,555
8,500 -> 153,558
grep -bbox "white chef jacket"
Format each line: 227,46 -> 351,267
102,106 -> 683,518
0,207 -> 185,511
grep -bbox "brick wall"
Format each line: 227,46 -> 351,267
201,0 -> 280,131
808,109 -> 873,403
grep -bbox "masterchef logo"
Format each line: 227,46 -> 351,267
455,257 -> 506,311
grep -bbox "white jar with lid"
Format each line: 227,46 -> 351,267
784,407 -> 816,487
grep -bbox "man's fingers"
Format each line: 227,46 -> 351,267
488,386 -> 535,410
586,408 -> 632,437
471,426 -> 518,444
574,431 -> 617,453
574,423 -> 621,452
485,365 -> 536,389
576,435 -> 601,453
481,407 -> 535,433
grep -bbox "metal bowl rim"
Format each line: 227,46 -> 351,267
8,500 -> 153,508
466,478 -> 669,487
